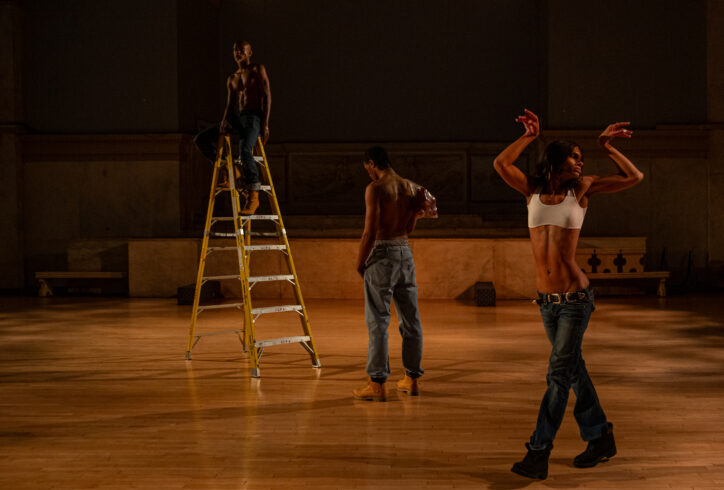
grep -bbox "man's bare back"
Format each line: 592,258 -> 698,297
356,153 -> 418,276
370,173 -> 416,240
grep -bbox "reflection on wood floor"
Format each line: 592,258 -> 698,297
1,294 -> 723,489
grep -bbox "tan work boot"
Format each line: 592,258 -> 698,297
241,190 -> 259,215
217,168 -> 231,188
217,165 -> 241,189
396,375 -> 420,395
353,378 -> 386,402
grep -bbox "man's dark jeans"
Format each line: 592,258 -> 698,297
529,289 -> 609,450
193,111 -> 261,190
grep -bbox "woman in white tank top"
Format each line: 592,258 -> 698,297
493,109 -> 644,480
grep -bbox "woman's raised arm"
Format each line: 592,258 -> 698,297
585,122 -> 644,195
493,109 -> 539,197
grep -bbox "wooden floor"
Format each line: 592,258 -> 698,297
1,294 -> 723,489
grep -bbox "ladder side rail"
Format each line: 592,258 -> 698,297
186,135 -> 233,358
255,138 -> 321,367
242,218 -> 259,370
227,137 -> 253,351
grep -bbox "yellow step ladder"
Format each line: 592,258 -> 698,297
185,134 -> 321,377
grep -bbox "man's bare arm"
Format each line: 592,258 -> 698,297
259,65 -> 271,143
406,211 -> 421,235
356,184 -> 379,277
405,180 -> 422,234
220,76 -> 233,133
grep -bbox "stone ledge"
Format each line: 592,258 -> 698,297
21,133 -> 189,162
127,237 -> 537,300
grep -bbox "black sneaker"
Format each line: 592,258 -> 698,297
574,422 -> 616,468
511,443 -> 552,480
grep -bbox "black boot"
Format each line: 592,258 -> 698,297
511,443 -> 552,480
574,422 -> 616,468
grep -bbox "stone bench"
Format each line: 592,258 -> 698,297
587,271 -> 670,297
35,271 -> 127,296
575,238 -> 670,296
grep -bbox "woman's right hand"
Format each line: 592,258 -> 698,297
515,109 -> 540,138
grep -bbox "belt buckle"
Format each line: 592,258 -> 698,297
550,293 -> 562,305
563,291 -> 586,303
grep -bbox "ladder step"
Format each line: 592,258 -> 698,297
249,231 -> 279,237
251,305 -> 302,315
246,244 -> 287,252
195,328 -> 244,337
211,217 -> 275,227
203,274 -> 241,281
213,184 -> 271,192
249,274 -> 294,283
209,232 -> 237,238
197,302 -> 244,311
241,214 -> 279,221
208,246 -> 238,251
255,335 -> 311,348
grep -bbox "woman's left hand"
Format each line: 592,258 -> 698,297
599,122 -> 632,147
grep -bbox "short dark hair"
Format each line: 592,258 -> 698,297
364,146 -> 391,170
533,139 -> 580,187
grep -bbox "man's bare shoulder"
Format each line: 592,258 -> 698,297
366,180 -> 384,194
248,63 -> 266,74
364,181 -> 384,205
404,177 -> 419,193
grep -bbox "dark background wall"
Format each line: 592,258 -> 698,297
219,0 -> 542,142
21,0 -> 219,133
3,0 -> 722,293
20,0 -> 707,139
546,0 -> 707,128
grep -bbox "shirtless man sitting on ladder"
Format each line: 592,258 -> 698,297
194,40 -> 271,215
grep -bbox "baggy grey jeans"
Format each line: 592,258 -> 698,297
363,243 -> 424,382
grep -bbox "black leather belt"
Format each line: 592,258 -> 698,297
536,288 -> 591,305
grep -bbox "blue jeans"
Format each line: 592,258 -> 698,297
529,289 -> 608,449
363,244 -> 424,382
193,111 -> 261,190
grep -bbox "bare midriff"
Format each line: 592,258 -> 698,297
529,225 -> 589,293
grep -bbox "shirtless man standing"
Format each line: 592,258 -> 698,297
353,146 -> 424,402
194,40 -> 271,214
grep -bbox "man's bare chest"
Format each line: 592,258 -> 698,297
230,69 -> 260,92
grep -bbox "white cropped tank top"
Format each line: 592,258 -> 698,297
527,187 -> 587,229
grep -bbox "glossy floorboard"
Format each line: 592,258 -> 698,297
1,294 -> 723,489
